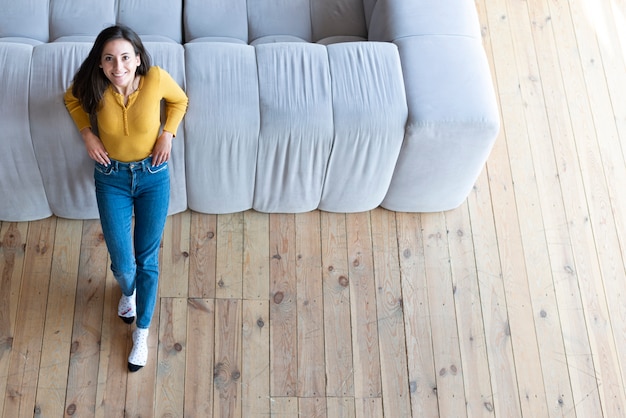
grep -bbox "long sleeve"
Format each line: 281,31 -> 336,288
64,86 -> 92,132
160,68 -> 188,136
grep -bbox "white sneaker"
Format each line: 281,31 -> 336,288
128,327 -> 149,372
118,289 -> 136,324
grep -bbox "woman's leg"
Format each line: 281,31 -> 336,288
132,161 -> 170,330
94,163 -> 136,297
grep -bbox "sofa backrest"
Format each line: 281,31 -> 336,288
184,0 -> 368,44
49,0 -> 116,41
0,0 -> 49,42
1,0 -> 368,45
184,0 -> 249,43
0,0 -> 183,44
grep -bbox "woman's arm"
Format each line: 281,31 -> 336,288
65,86 -> 111,166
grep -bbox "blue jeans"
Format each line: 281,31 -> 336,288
94,156 -> 169,329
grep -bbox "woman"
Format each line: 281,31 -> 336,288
64,25 -> 188,372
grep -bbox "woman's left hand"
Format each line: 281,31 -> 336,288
152,131 -> 173,166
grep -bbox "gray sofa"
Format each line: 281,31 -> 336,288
0,0 -> 499,221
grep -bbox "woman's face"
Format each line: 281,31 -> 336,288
100,39 -> 141,92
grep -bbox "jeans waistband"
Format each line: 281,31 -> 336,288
108,156 -> 154,171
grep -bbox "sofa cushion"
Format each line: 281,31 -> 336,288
29,42 -> 97,219
0,42 -> 51,221
311,0 -> 367,42
247,0 -> 312,43
381,35 -> 500,211
184,0 -> 248,43
184,43 -> 259,213
144,42 -> 189,216
0,0 -> 49,43
319,42 -> 407,212
253,43 -> 333,212
117,0 -> 182,43
49,0 -> 116,41
368,0 -> 481,41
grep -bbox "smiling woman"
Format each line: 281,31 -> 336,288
63,25 -> 188,373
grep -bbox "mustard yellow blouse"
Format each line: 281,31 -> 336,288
65,66 -> 188,162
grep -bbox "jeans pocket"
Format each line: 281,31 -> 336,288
95,162 -> 115,175
147,161 -> 168,174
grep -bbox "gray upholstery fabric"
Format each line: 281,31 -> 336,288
254,43 -> 334,213
319,42 -> 407,212
49,0 -> 116,41
0,0 -> 500,220
368,0 -> 482,41
248,0 -> 312,43
381,35 -> 499,211
0,0 -> 49,42
311,0 -> 367,42
29,42 -> 98,219
184,43 -> 259,213
0,42 -> 51,221
184,0 -> 248,43
145,42 -> 189,216
117,0 -> 183,43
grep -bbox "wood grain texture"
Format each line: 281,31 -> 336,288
4,1 -> 626,415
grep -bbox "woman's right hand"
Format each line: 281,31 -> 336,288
81,127 -> 111,166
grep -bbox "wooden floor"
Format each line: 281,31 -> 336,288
2,0 -> 626,416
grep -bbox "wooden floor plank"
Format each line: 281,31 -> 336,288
94,266 -> 130,418
300,396 -> 327,418
241,299 -> 270,417
160,211 -> 191,298
370,208 -> 411,417
396,212 -> 438,418
0,222 -> 28,416
213,298 -> 243,418
242,210 -> 269,300
295,211 -> 325,398
420,212 -> 467,418
189,212 -> 217,298
345,212 -> 381,400
64,220 -> 107,418
326,397 -> 356,418
320,212 -> 354,398
466,169 -> 521,417
35,219 -> 81,417
155,297 -> 187,417
185,298 -> 216,416
3,218 -> 56,418
269,213 -> 298,397
445,203 -> 495,417
216,213 -> 244,299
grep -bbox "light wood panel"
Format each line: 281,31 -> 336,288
2,0 -> 626,416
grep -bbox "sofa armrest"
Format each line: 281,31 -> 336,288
368,0 -> 501,211
382,35 -> 499,211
